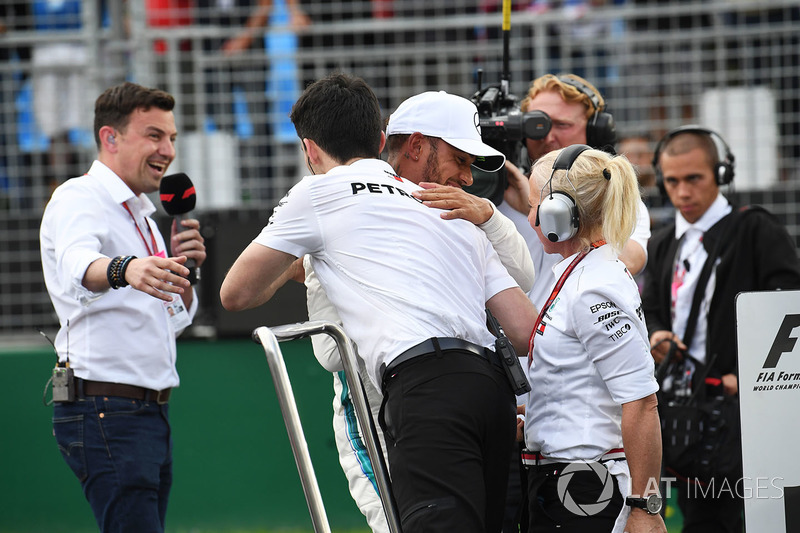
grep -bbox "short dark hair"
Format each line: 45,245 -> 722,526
661,131 -> 720,169
290,73 -> 383,162
93,82 -> 175,148
385,133 -> 409,158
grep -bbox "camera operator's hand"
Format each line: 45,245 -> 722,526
413,182 -> 494,225
502,161 -> 531,216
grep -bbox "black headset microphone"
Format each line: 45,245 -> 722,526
159,172 -> 199,284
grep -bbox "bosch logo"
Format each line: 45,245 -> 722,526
594,310 -> 621,323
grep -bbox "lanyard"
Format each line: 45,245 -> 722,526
122,202 -> 159,257
528,240 -> 606,366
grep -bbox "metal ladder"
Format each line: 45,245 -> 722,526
253,321 -> 403,533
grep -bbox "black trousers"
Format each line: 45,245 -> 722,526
527,461 -> 624,533
379,349 -> 516,533
503,443 -> 529,533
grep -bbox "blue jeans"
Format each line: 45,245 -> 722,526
53,396 -> 173,533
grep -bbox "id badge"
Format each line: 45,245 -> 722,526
164,294 -> 191,331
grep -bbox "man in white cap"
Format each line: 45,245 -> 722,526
386,91 -> 534,271
386,90 -> 504,183
222,75 -> 537,532
305,90 -> 536,533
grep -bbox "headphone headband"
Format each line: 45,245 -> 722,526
557,75 -> 604,112
552,143 -> 592,171
556,75 -> 616,150
652,125 -> 735,186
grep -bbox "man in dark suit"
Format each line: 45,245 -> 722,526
642,125 -> 800,533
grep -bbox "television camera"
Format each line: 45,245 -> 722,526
464,1 -> 551,205
466,75 -> 551,205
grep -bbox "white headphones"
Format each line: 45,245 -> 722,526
535,144 -> 591,242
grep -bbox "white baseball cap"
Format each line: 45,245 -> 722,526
386,91 -> 506,172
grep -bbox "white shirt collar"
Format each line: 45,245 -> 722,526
674,193 -> 731,239
87,160 -> 156,217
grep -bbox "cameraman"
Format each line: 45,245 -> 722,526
498,73 -> 650,308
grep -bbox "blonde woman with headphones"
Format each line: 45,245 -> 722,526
522,145 -> 666,533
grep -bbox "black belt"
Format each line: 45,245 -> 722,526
76,377 -> 171,405
380,337 -> 498,382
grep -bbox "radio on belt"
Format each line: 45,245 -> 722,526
486,308 -> 532,395
52,363 -> 75,403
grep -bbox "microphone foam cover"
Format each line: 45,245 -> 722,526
159,173 -> 196,215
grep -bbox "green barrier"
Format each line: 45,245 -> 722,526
1,337 -> 685,532
0,338 -> 368,532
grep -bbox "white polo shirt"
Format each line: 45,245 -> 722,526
524,244 -> 658,461
254,158 -> 518,388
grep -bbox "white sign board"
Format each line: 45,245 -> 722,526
736,290 -> 800,532
701,86 -> 779,191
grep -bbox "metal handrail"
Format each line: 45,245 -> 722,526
253,325 -> 331,533
253,321 -> 402,533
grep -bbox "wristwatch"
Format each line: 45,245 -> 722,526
625,494 -> 663,515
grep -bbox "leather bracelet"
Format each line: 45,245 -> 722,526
118,256 -> 136,288
107,255 -> 136,289
107,256 -> 124,289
